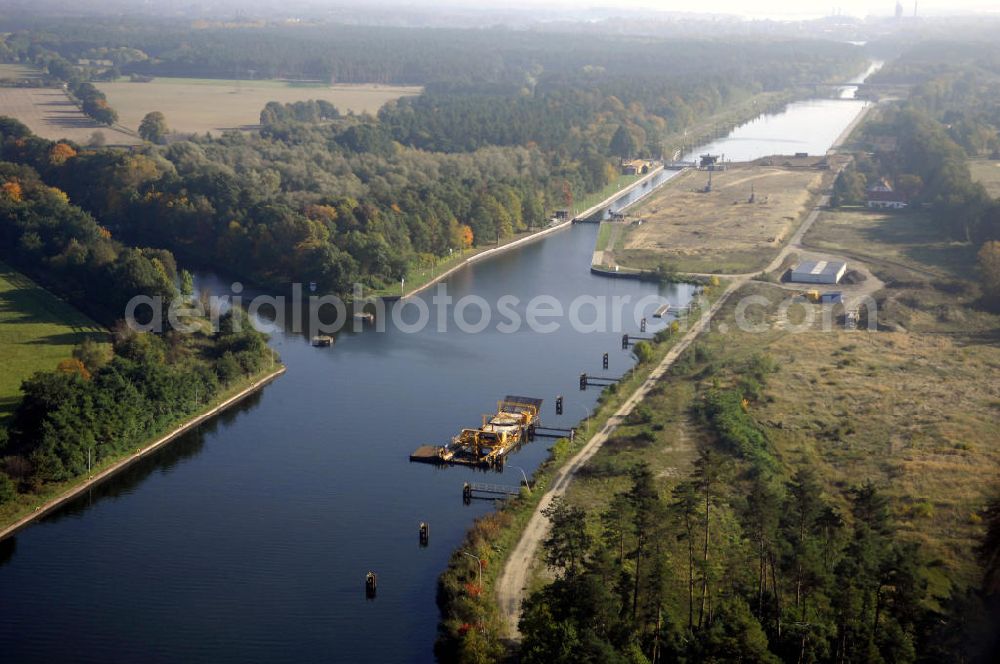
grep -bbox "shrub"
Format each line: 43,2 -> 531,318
632,341 -> 654,364
0,472 -> 16,505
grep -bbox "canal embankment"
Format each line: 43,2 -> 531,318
390,165 -> 670,300
827,98 -> 876,154
434,281 -> 729,655
0,364 -> 286,541
483,75 -> 885,651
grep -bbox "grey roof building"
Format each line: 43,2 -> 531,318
790,260 -> 847,284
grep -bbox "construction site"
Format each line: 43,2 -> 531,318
600,157 -> 846,274
409,396 -> 553,468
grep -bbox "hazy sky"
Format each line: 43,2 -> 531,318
449,0 -> 997,18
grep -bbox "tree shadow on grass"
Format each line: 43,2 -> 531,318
0,285 -> 99,332
0,288 -> 50,325
905,245 -> 977,280
0,395 -> 17,422
25,331 -> 104,346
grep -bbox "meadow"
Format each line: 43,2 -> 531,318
97,77 -> 422,135
0,87 -> 139,145
806,208 -> 979,280
0,262 -> 107,422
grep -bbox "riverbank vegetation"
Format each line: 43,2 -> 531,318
0,123 -> 275,521
434,283 -> 728,662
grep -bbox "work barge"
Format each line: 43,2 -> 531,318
411,396 -> 562,468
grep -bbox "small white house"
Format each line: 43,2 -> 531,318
790,260 -> 847,284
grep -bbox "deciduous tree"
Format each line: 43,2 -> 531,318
138,111 -> 169,144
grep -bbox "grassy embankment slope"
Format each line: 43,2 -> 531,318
0,261 -> 108,422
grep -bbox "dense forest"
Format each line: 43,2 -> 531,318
0,115 -> 550,291
0,24 -> 865,293
1,307 -> 270,490
0,20 -> 862,88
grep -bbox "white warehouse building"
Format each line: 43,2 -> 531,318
790,260 -> 847,284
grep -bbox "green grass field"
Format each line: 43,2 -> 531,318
571,173 -> 643,217
594,221 -> 614,253
805,208 -> 978,280
0,262 -> 107,421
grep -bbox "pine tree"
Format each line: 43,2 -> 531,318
609,125 -> 636,161
671,481 -> 699,629
693,448 -> 726,628
542,497 -> 592,578
626,463 -> 660,622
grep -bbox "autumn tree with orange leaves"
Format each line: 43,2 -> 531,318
49,143 -> 77,166
1,180 -> 22,202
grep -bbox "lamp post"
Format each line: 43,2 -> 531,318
579,405 -> 592,432
507,464 -> 531,493
462,551 -> 483,588
462,550 -> 487,635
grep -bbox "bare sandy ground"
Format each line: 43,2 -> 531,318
622,165 -> 828,267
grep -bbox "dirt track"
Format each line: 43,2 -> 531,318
495,277 -> 742,637
497,193 -> 853,638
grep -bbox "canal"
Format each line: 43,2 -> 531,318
685,61 -> 881,163
0,66 -> 878,663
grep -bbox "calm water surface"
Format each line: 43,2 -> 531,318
0,221 -> 693,663
683,61 -> 882,163
0,69 -> 878,662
